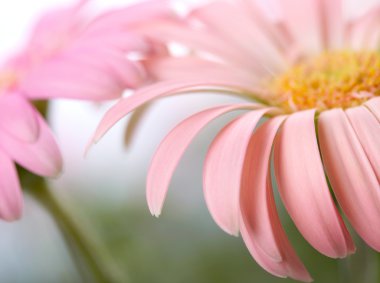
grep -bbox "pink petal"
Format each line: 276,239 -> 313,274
280,0 -> 343,51
147,103 -> 260,216
146,57 -> 255,81
318,109 -> 380,251
19,54 -> 124,101
137,19 -> 259,71
346,6 -> 380,50
203,109 -> 269,235
240,116 -> 312,282
365,97 -> 380,122
83,0 -> 172,35
274,110 -> 354,258
190,1 -> 286,73
91,78 -> 268,145
240,215 -> 312,282
0,93 -> 39,143
0,115 -> 62,177
0,150 -> 23,221
346,106 -> 380,181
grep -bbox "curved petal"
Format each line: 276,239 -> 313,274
240,116 -> 312,282
274,110 -> 354,258
91,78 -> 267,145
318,109 -> 380,251
0,149 -> 23,221
0,115 -> 62,177
147,103 -> 260,216
346,106 -> 380,181
0,94 -> 39,143
203,109 -> 269,235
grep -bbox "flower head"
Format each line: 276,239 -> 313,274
0,0 -> 170,221
92,0 -> 380,281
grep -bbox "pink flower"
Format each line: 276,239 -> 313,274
0,0 -> 170,221
91,0 -> 380,281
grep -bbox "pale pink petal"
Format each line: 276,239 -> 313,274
0,93 -> 39,142
147,103 -> 260,216
346,106 -> 380,181
346,5 -> 380,50
62,43 -> 145,88
274,110 -> 354,258
240,116 -> 312,282
190,1 -> 287,72
146,57 -> 258,81
365,97 -> 380,122
318,109 -> 380,251
91,78 -> 268,145
0,149 -> 23,221
280,0 -> 343,51
203,109 -> 268,235
25,0 -> 87,63
83,0 -> 172,35
137,19 -> 260,71
0,115 -> 62,177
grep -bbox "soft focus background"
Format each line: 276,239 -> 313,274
0,0 -> 379,283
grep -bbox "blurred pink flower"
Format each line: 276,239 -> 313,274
0,0 -> 170,221
91,0 -> 380,281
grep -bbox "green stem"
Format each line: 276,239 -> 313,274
338,240 -> 379,283
28,178 -> 127,283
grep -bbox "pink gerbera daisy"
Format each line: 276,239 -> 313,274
0,0 -> 169,221
91,0 -> 380,281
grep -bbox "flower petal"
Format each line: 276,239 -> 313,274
203,109 -> 268,235
147,103 -> 260,216
91,78 -> 266,145
0,114 -> 62,177
274,110 -> 354,258
190,1 -> 287,72
365,97 -> 380,122
240,116 -> 312,282
346,106 -> 380,181
137,19 -> 258,70
0,94 -> 39,143
0,149 -> 23,221
318,109 -> 380,251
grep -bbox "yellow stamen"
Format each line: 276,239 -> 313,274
268,50 -> 380,112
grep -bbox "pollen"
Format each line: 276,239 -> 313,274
0,70 -> 17,92
268,50 -> 380,112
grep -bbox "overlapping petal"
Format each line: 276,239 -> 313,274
318,109 -> 380,251
203,109 -> 269,235
0,149 -> 23,221
0,93 -> 39,142
240,116 -> 312,282
274,110 -> 354,258
147,103 -> 260,216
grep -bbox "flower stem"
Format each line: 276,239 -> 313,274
28,178 -> 128,283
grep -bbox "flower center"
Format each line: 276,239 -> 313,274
268,50 -> 380,112
0,70 -> 17,93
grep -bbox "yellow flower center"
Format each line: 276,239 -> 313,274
0,70 -> 17,92
268,50 -> 380,112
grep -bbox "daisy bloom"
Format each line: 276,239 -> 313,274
0,0 -> 169,221
91,0 -> 380,281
